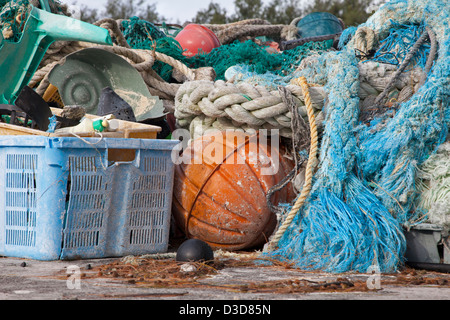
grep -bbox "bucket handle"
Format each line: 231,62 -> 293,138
39,0 -> 52,12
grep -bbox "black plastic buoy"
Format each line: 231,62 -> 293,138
176,239 -> 214,263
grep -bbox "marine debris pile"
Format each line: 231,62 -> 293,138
0,0 -> 449,274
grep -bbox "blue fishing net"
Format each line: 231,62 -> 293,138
265,0 -> 450,273
370,21 -> 431,70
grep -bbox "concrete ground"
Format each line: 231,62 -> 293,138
1,255 -> 449,302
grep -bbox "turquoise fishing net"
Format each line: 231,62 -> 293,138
203,38 -> 333,81
200,40 -> 284,80
352,0 -> 449,226
191,38 -> 332,81
221,39 -> 334,89
121,16 -> 167,47
277,39 -> 334,76
265,0 -> 450,273
265,49 -> 406,273
370,21 -> 431,70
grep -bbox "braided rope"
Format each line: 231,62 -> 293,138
202,19 -> 272,32
202,19 -> 298,44
174,79 -> 326,138
30,19 -> 206,100
265,76 -> 319,252
419,26 -> 438,87
95,18 -> 130,48
216,24 -> 289,44
354,26 -> 377,59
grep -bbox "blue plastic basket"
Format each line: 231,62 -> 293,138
0,135 -> 178,260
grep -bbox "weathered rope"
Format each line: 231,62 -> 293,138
30,19 -> 211,102
95,18 -> 130,48
354,26 -> 377,59
416,142 -> 450,229
202,19 -> 272,32
216,24 -> 292,44
278,85 -> 310,164
121,249 -> 262,264
419,26 -> 438,87
265,77 -> 319,252
202,19 -> 298,44
374,27 -> 433,106
358,62 -> 425,94
266,159 -> 306,214
174,79 -> 325,138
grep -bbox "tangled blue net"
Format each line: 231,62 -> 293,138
265,0 -> 450,273
371,21 -> 431,70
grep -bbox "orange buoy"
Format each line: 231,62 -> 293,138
172,131 -> 296,251
175,24 -> 221,57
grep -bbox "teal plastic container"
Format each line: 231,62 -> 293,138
297,12 -> 343,38
0,6 -> 113,105
0,136 -> 178,260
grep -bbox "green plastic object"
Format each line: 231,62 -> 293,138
39,0 -> 51,12
0,5 -> 113,105
48,48 -> 165,121
297,12 -> 343,38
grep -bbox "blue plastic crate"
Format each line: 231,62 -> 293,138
0,135 -> 178,260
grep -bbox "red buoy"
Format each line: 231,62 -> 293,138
175,24 -> 221,57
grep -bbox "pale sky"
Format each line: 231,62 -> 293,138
68,0 -> 275,23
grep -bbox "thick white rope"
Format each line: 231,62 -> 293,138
174,79 -> 326,138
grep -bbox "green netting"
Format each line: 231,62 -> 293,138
120,16 -> 334,82
1,4 -> 334,83
121,16 -> 167,47
152,37 -> 190,81
1,0 -> 70,42
277,39 -> 334,75
198,39 -> 333,80
0,0 -> 31,42
199,40 -> 284,80
122,17 -> 197,82
0,2 -> 334,82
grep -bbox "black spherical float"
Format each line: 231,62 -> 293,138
176,239 -> 214,263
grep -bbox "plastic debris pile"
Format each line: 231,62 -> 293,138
264,0 -> 449,273
0,0 -> 449,273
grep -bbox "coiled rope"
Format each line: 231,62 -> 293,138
354,26 -> 377,60
174,79 -> 325,139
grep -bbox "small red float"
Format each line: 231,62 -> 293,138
175,24 -> 221,57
